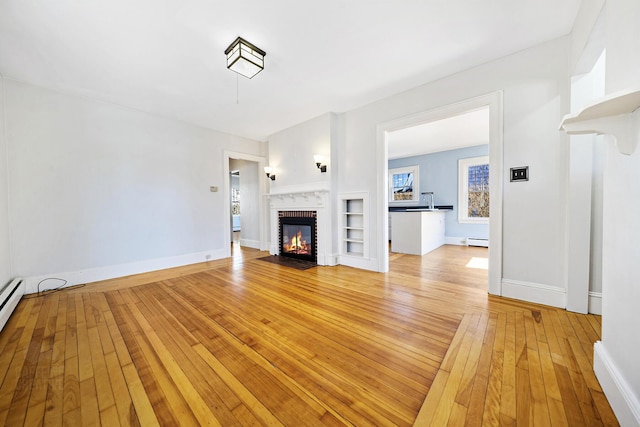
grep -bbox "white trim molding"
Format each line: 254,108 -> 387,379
501,279 -> 566,308
223,151 -> 269,256
339,254 -> 378,271
239,238 -> 261,250
22,248 -> 228,294
376,91 -> 503,292
588,291 -> 602,315
338,192 -> 376,271
388,165 -> 420,204
458,155 -> 490,225
594,342 -> 640,427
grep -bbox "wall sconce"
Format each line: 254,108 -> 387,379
225,37 -> 266,79
264,166 -> 276,181
313,154 -> 327,173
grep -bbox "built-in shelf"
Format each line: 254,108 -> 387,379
559,87 -> 640,155
340,193 -> 369,259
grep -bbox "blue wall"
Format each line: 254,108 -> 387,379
389,145 -> 489,240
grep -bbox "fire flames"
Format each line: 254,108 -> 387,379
283,230 -> 309,254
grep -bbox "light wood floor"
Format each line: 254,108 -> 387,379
0,245 -> 617,426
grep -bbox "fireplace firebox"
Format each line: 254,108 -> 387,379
279,211 -> 317,263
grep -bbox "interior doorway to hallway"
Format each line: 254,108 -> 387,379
222,151 -> 268,259
230,169 -> 241,244
228,158 -> 261,251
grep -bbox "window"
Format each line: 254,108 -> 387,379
389,166 -> 419,203
458,156 -> 489,223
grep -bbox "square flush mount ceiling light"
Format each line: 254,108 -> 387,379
225,37 -> 266,79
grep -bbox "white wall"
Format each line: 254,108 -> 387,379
267,113 -> 333,192
570,0 -> 606,74
266,113 -> 338,261
388,145 -> 490,242
605,0 -> 640,91
339,37 -> 570,298
593,0 -> 640,424
0,75 -> 12,287
5,79 -> 264,293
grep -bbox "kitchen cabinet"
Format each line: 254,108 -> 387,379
390,210 -> 445,255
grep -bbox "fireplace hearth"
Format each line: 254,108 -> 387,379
279,211 -> 317,263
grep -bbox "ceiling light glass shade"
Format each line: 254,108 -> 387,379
225,37 -> 266,79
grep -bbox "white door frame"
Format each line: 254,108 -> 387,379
565,40 -> 606,314
376,91 -> 504,295
223,151 -> 269,257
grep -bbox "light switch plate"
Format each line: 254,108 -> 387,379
510,166 -> 529,182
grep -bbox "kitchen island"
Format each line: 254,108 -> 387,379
390,209 -> 445,255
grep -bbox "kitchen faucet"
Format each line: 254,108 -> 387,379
421,192 -> 434,209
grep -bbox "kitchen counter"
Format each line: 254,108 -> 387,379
389,205 -> 453,212
390,210 -> 445,255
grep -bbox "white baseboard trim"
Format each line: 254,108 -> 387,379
594,341 -> 640,427
239,238 -> 261,250
501,279 -> 566,308
466,237 -> 489,247
338,255 -> 378,271
23,248 -> 228,294
269,243 -> 278,256
318,253 -> 338,267
445,236 -> 467,246
589,292 -> 602,315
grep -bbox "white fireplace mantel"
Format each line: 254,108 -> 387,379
266,184 -> 336,266
266,190 -> 328,208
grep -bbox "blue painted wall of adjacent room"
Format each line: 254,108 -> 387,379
389,145 -> 489,240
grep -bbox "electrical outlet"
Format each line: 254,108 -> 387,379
510,166 -> 529,182
210,186 -> 218,192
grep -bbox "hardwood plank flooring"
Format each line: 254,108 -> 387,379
0,245 -> 617,426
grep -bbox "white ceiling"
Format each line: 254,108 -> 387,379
387,107 -> 489,159
0,0 -> 582,141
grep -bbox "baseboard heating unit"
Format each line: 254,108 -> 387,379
466,238 -> 489,248
0,278 -> 25,332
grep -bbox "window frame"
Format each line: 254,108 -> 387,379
458,156 -> 490,224
388,166 -> 420,204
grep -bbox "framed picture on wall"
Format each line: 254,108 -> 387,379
389,166 -> 419,203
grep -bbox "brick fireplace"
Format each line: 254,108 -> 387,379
267,188 -> 335,266
278,211 -> 317,263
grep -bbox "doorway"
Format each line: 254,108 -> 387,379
376,92 -> 503,295
387,107 -> 491,286
230,169 -> 241,245
228,159 -> 262,251
223,151 -> 269,258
